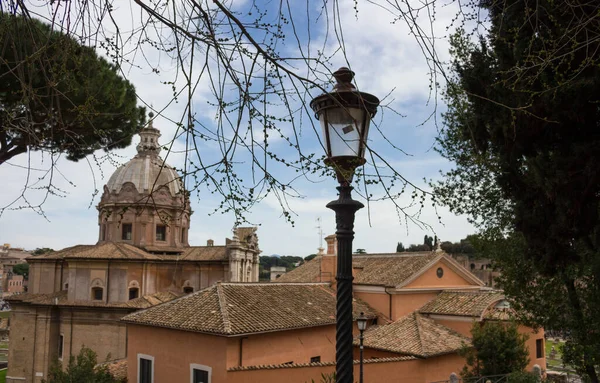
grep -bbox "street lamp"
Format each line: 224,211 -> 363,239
310,67 -> 379,383
357,312 -> 369,383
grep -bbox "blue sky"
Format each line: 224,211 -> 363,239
0,0 -> 475,256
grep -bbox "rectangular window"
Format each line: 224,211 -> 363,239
536,338 -> 544,359
92,287 -> 103,301
58,334 -> 64,360
139,355 -> 153,383
122,224 -> 132,240
129,288 -> 139,300
310,356 -> 321,363
156,225 -> 166,241
192,369 -> 209,383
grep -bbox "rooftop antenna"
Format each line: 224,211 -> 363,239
316,217 -> 324,249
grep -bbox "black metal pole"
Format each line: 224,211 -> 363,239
359,329 -> 365,383
327,184 -> 363,383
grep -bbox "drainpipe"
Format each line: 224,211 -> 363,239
238,336 -> 248,366
31,310 -> 38,381
385,287 -> 393,320
59,261 -> 63,291
106,261 -> 111,303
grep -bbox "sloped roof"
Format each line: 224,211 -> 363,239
122,282 -> 378,336
276,256 -> 323,283
356,312 -> 470,358
6,290 -> 180,309
419,290 -> 505,317
180,246 -> 228,261
352,253 -> 439,287
26,242 -> 229,262
98,359 -> 128,381
27,243 -> 163,261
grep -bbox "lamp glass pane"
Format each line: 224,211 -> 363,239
321,107 -> 366,158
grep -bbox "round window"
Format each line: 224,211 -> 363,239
436,267 -> 444,278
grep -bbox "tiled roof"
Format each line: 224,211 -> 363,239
356,312 -> 470,358
352,253 -> 439,287
276,252 -> 442,287
6,290 -> 180,309
180,246 -> 228,261
122,282 -> 378,336
419,291 -> 505,317
276,256 -> 323,283
26,242 -> 229,262
98,359 -> 127,381
27,243 -> 162,261
227,355 -> 416,371
483,307 -> 515,321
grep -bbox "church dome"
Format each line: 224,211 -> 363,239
106,156 -> 182,197
98,113 -> 191,249
105,115 -> 183,197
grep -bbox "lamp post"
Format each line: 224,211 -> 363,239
357,312 -> 368,383
310,67 -> 379,383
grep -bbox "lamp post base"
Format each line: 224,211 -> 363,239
327,184 -> 363,383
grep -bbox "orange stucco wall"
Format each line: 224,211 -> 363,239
392,292 -> 439,319
404,261 -> 473,289
127,324 -> 230,383
423,353 -> 466,382
434,317 -> 477,337
228,358 -> 426,383
234,325 -> 337,367
522,326 -> 546,371
354,291 -> 390,318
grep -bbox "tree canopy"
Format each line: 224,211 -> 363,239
12,263 -> 29,278
0,14 -> 146,165
434,0 -> 600,380
44,346 -> 124,383
460,321 -> 529,378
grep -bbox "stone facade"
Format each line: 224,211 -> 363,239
6,118 -> 261,383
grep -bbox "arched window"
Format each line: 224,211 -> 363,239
63,283 -> 69,290
470,263 -> 475,270
183,287 -> 194,294
129,288 -> 139,300
91,287 -> 103,301
128,280 -> 140,300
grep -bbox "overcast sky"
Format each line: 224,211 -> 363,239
0,0 -> 476,256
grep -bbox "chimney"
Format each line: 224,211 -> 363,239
207,239 -> 214,247
324,235 -> 337,255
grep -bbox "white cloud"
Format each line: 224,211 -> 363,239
0,0 -> 476,255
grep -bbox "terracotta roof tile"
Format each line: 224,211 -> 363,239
180,246 -> 228,261
6,290 -> 180,309
122,283 -> 378,336
276,253 -> 441,287
227,355 -> 416,371
276,256 -> 324,283
27,243 -> 163,261
352,253 -> 439,287
357,312 -> 470,358
98,359 -> 127,381
419,291 -> 505,317
27,242 -> 230,262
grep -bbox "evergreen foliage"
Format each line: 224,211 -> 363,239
0,14 -> 146,165
434,0 -> 600,380
396,242 -> 405,252
460,321 -> 529,378
44,347 -> 123,383
12,263 -> 29,278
